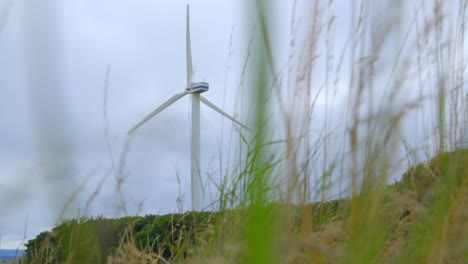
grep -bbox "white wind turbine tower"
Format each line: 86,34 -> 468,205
128,4 -> 248,211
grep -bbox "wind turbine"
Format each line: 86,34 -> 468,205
128,4 -> 248,211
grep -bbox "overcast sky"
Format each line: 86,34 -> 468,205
1,0 -> 466,249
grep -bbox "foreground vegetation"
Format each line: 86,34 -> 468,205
24,149 -> 467,263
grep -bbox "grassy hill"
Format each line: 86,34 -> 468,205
23,149 -> 467,263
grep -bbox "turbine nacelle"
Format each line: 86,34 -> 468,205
186,81 -> 209,94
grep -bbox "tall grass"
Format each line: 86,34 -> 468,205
202,0 -> 468,263
23,0 -> 468,263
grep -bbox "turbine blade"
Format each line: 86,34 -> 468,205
200,96 -> 250,131
128,92 -> 186,135
186,4 -> 193,85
